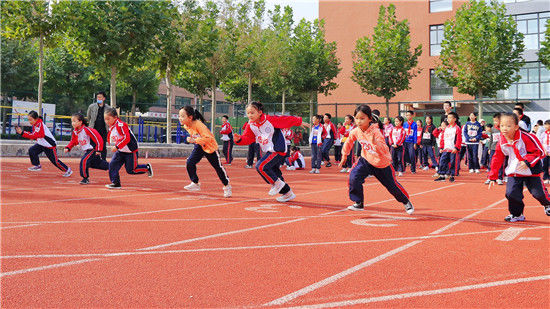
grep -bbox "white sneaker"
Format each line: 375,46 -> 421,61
435,166 -> 439,172
320,161 -> 325,166
223,184 -> 232,198
474,169 -> 480,173
184,182 -> 201,191
432,173 -> 440,178
286,166 -> 296,171
309,169 -> 316,174
398,172 -> 403,177
314,169 -> 320,174
504,214 -> 525,222
340,168 -> 347,173
504,177 -> 508,183
276,190 -> 296,202
62,168 -> 73,177
403,201 -> 414,214
484,179 -> 491,185
244,165 -> 253,169
346,168 -> 351,173
269,179 -> 286,196
422,166 -> 429,171
469,169 -> 474,173
497,179 -> 504,185
544,179 -> 550,184
28,165 -> 42,171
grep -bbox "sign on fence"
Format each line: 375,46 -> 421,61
12,100 -> 56,127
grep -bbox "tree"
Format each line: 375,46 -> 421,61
351,4 -> 422,117
58,1 -> 167,108
291,18 -> 341,121
0,39 -> 38,98
436,0 -> 524,118
538,19 -> 550,67
118,66 -> 160,120
2,0 -> 60,117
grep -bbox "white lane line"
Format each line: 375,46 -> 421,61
519,237 -> 542,240
2,226 -> 549,259
494,227 -> 526,241
0,258 -> 100,277
264,188 -> 504,306
284,275 -> 550,308
1,224 -> 40,229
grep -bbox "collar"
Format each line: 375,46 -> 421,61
75,126 -> 84,134
501,130 -> 521,146
252,114 -> 267,127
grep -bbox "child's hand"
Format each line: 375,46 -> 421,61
451,149 -> 458,154
233,133 -> 241,141
301,123 -> 311,129
64,148 -> 69,153
338,157 -> 346,168
15,126 -> 22,134
471,138 -> 477,142
392,144 -> 397,148
95,151 -> 102,156
487,180 -> 496,190
111,146 -> 117,153
414,144 -> 417,150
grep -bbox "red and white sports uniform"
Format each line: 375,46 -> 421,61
65,125 -> 108,179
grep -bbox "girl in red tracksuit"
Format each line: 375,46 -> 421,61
16,110 -> 72,177
339,115 -> 356,173
234,101 -> 302,202
389,116 -> 406,176
488,113 -> 550,222
64,113 -> 109,184
434,112 -> 462,182
220,115 -> 234,165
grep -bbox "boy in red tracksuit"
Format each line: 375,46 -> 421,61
488,113 -> 550,222
220,115 -> 234,165
389,116 -> 407,176
434,112 -> 462,182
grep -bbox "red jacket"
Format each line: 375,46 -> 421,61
66,125 -> 104,152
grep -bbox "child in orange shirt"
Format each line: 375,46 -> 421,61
179,106 -> 231,198
340,105 -> 413,214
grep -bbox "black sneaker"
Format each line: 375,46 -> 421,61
326,162 -> 332,167
434,176 -> 446,182
105,183 -> 122,189
79,178 -> 90,185
449,176 -> 455,182
544,205 -> 550,216
146,163 -> 153,178
347,202 -> 364,211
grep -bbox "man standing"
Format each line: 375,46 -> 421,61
87,92 -> 109,160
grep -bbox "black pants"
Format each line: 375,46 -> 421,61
186,144 -> 229,186
109,151 -> 148,185
80,149 -> 109,179
506,176 -> 550,216
421,145 -> 438,168
222,139 -> 233,164
438,152 -> 459,176
334,145 -> 342,162
542,156 -> 550,180
247,143 -> 261,166
403,142 -> 416,172
256,152 -> 290,194
29,144 -> 68,172
391,146 -> 404,172
321,138 -> 334,162
99,137 -> 107,160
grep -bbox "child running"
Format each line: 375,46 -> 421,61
339,115 -> 356,173
339,105 -> 414,214
180,106 -> 231,197
64,113 -> 109,184
16,111 -> 72,177
104,108 -> 152,189
234,101 -> 302,202
488,112 -> 550,222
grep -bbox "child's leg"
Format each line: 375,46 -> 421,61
438,152 -> 450,175
449,152 -> 459,176
44,147 -> 68,172
80,149 -> 95,179
89,152 -> 109,171
524,177 -> 550,206
186,145 -> 205,184
295,159 -> 303,169
348,157 -> 371,204
256,152 -> 283,186
222,140 -> 229,163
312,144 -> 320,169
373,165 -> 410,204
345,153 -> 353,168
406,142 -> 416,172
428,146 -> 438,168
229,139 -> 234,163
398,146 -> 405,172
109,152 -> 125,185
543,156 -> 550,180
391,147 -> 398,171
272,155 -> 291,194
205,151 -> 230,186
487,150 -> 494,172
247,143 -> 255,166
505,177 -> 526,216
28,144 -> 44,166
255,143 -> 261,161
123,151 -> 148,175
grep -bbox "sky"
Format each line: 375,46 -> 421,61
263,0 -> 319,22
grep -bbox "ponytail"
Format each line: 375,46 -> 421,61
182,105 -> 205,123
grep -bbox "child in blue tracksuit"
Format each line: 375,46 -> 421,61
464,112 -> 483,173
234,101 -> 303,202
403,111 -> 418,173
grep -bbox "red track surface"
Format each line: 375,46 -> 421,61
1,156 -> 549,307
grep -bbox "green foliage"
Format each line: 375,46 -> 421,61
538,19 -> 550,67
0,39 -> 38,97
436,0 -> 524,98
117,67 -> 160,113
351,4 -> 422,102
1,0 -> 58,42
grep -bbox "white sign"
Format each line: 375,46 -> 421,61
11,100 -> 56,127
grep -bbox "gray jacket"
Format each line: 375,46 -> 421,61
86,103 -> 109,133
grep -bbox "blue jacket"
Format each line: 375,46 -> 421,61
403,120 -> 417,143
463,121 -> 483,144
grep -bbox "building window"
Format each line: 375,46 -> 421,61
156,94 -> 167,106
202,100 -> 212,113
430,69 -> 453,100
514,12 -> 549,50
430,0 -> 452,13
430,25 -> 445,56
495,62 -> 550,99
217,102 -> 229,114
174,96 -> 191,109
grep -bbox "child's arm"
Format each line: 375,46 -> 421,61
267,115 -> 302,129
341,129 -> 358,158
64,131 -> 79,152
20,123 -> 45,140
475,123 -> 483,142
114,122 -> 131,150
453,126 -> 462,152
219,123 -> 231,135
193,122 -> 215,147
84,127 -> 104,152
397,130 -> 406,146
522,133 -> 545,168
234,124 -> 256,146
488,143 -> 505,183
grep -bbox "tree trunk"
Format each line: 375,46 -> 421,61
165,64 -> 173,144
385,98 -> 390,118
110,66 -> 117,108
247,73 -> 252,104
38,33 -> 44,117
131,90 -> 137,125
477,89 -> 483,122
198,96 -> 203,114
282,90 -> 286,114
211,81 -> 217,133
309,92 -> 314,125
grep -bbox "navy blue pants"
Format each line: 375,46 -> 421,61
421,145 -> 438,168
349,157 -> 409,204
344,153 -> 353,168
506,176 -> 550,216
391,146 -> 404,172
438,151 -> 459,176
542,156 -> 550,180
403,142 -> 416,172
109,151 -> 148,185
256,152 -> 290,194
480,144 -> 489,167
247,143 -> 261,166
466,144 -> 480,170
187,144 -> 229,186
321,138 -> 334,162
80,149 -> 108,179
222,139 -> 233,164
29,144 -> 68,172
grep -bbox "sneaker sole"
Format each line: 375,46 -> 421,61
276,193 -> 296,202
184,188 -> 201,191
347,206 -> 364,211
105,185 -> 122,189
